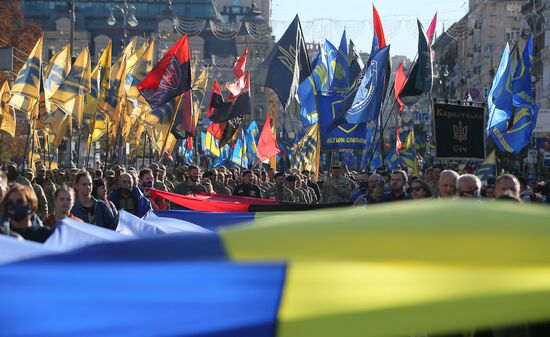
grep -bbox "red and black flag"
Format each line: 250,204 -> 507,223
219,117 -> 242,148
138,35 -> 192,109
208,75 -> 251,123
171,90 -> 194,139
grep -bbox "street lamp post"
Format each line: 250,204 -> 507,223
107,0 -> 139,48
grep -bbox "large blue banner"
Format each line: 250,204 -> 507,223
318,93 -> 367,151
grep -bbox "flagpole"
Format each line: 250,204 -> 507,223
147,132 -> 153,167
75,125 -> 82,167
141,130 -> 147,169
29,121 -> 36,169
85,126 -> 93,169
22,119 -> 32,169
365,53 -> 419,170
159,94 -> 182,164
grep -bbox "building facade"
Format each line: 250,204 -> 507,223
432,0 -> 529,102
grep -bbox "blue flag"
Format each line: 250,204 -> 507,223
488,37 -> 539,156
338,30 -> 349,63
492,43 -> 514,116
318,93 -> 367,151
325,39 -> 350,91
360,126 -> 382,171
487,45 -> 512,131
342,46 -> 390,124
384,148 -> 403,171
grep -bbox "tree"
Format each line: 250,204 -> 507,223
0,0 -> 42,165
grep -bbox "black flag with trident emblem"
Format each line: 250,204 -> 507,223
254,15 -> 312,110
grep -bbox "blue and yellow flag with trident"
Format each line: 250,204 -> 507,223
9,36 -> 43,119
291,122 -> 321,175
49,47 -> 92,128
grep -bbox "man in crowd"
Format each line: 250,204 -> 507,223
109,172 -> 152,217
204,170 -> 231,195
22,168 -> 49,219
265,172 -> 295,202
286,174 -> 308,203
34,165 -> 57,210
456,174 -> 482,198
233,170 -> 263,198
354,173 -> 383,205
374,170 -> 410,203
438,170 -> 459,198
321,161 -> 355,203
495,174 -> 521,200
174,165 -> 207,195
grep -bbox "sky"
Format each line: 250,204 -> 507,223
271,0 -> 469,58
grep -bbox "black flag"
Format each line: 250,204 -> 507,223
399,19 -> 433,106
254,15 -> 312,110
348,39 -> 365,84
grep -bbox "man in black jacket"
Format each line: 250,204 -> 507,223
233,170 -> 263,198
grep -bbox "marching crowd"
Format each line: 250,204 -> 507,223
1,160 -> 549,243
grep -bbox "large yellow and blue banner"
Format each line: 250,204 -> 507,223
2,200 -> 550,337
318,93 -> 366,151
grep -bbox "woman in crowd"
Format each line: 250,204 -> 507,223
92,178 -> 118,219
1,183 -> 53,242
409,179 -> 433,200
42,185 -> 82,228
71,171 -> 116,229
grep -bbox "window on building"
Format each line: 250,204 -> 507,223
505,30 -> 520,42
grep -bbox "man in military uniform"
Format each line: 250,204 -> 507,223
285,174 -> 308,203
321,161 -> 355,203
204,170 -> 231,195
23,169 -> 49,219
34,165 -> 57,211
265,173 -> 295,202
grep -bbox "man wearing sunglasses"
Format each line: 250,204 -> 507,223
456,174 -> 482,198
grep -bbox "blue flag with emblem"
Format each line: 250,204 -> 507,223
488,37 -> 538,156
329,46 -> 390,128
318,93 -> 367,151
297,44 -> 329,128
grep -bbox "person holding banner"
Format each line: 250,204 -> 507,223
109,173 -> 152,218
